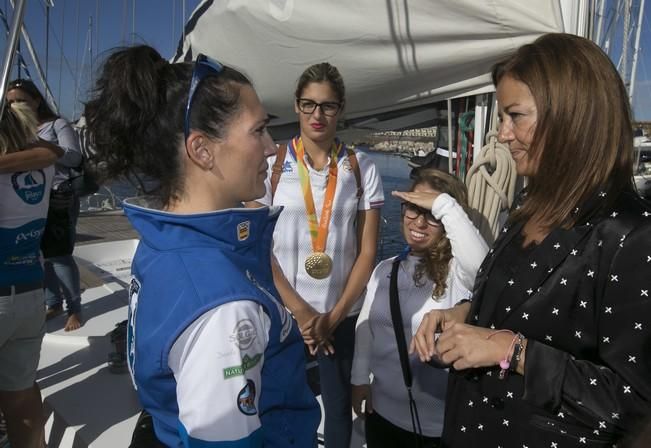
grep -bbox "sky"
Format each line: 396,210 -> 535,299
1,0 -> 650,122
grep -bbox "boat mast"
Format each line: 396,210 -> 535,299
629,0 -> 645,106
45,0 -> 50,80
621,0 -> 631,82
8,0 -> 59,114
0,0 -> 26,120
595,0 -> 607,45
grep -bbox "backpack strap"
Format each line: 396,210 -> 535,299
346,148 -> 363,199
389,254 -> 425,446
271,144 -> 362,202
270,144 -> 288,201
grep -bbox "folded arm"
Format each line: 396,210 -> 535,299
0,141 -> 63,173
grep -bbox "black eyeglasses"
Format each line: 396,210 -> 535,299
401,202 -> 442,227
184,54 -> 224,141
296,98 -> 342,117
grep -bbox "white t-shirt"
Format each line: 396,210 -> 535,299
258,146 -> 384,314
0,166 -> 54,286
351,193 -> 488,437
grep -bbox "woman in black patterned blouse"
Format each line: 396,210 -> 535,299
411,33 -> 651,447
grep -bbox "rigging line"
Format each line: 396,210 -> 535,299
72,0 -> 80,118
121,0 -> 127,45
58,0 -> 66,108
172,0 -> 176,49
33,7 -> 76,82
34,0 -> 76,82
133,0 -> 137,45
629,0 -> 646,103
8,0 -> 59,114
604,0 -> 625,56
95,0 -> 99,57
74,18 -> 90,120
0,6 -> 30,78
45,1 -> 49,81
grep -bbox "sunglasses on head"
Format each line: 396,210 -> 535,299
401,202 -> 442,227
184,53 -> 224,141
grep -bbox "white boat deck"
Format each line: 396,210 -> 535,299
39,229 -> 366,447
39,239 -> 141,448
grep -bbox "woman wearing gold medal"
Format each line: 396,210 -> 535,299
251,62 -> 385,447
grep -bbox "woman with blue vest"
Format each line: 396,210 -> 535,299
84,45 -> 320,447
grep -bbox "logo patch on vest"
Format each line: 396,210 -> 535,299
230,319 -> 257,350
223,353 -> 263,379
237,221 -> 250,241
127,277 -> 141,390
237,379 -> 257,415
11,170 -> 46,205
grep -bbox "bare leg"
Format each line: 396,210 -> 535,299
0,382 -> 45,448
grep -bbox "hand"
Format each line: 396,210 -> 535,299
409,303 -> 470,362
391,190 -> 440,211
294,305 -> 319,336
302,312 -> 339,355
435,323 -> 514,371
351,384 -> 373,418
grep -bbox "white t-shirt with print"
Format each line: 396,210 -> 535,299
258,146 -> 384,314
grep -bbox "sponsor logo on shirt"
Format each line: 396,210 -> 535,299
230,319 -> 257,349
14,227 -> 43,245
223,353 -> 263,379
342,158 -> 352,172
237,221 -> 250,241
237,379 -> 257,415
11,170 -> 46,205
281,160 -> 293,173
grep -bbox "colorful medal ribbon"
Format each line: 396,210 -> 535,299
293,136 -> 341,279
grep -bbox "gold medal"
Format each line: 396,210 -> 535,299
304,252 -> 333,279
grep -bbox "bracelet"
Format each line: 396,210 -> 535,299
485,329 -> 517,380
509,333 -> 525,373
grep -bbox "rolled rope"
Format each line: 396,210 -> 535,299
465,129 -> 517,245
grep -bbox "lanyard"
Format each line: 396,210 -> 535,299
293,136 -> 341,253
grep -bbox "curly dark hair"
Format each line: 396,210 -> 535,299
408,168 -> 470,300
84,45 -> 251,206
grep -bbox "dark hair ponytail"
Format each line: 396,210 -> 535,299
84,45 -> 251,206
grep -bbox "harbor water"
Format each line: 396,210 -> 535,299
84,149 -> 413,261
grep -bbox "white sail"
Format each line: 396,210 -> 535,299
174,0 -> 577,131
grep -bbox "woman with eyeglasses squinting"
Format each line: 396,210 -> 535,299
84,45 -> 319,448
351,168 -> 487,447
249,62 -> 384,447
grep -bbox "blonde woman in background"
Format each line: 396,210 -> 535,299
0,102 -> 56,448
